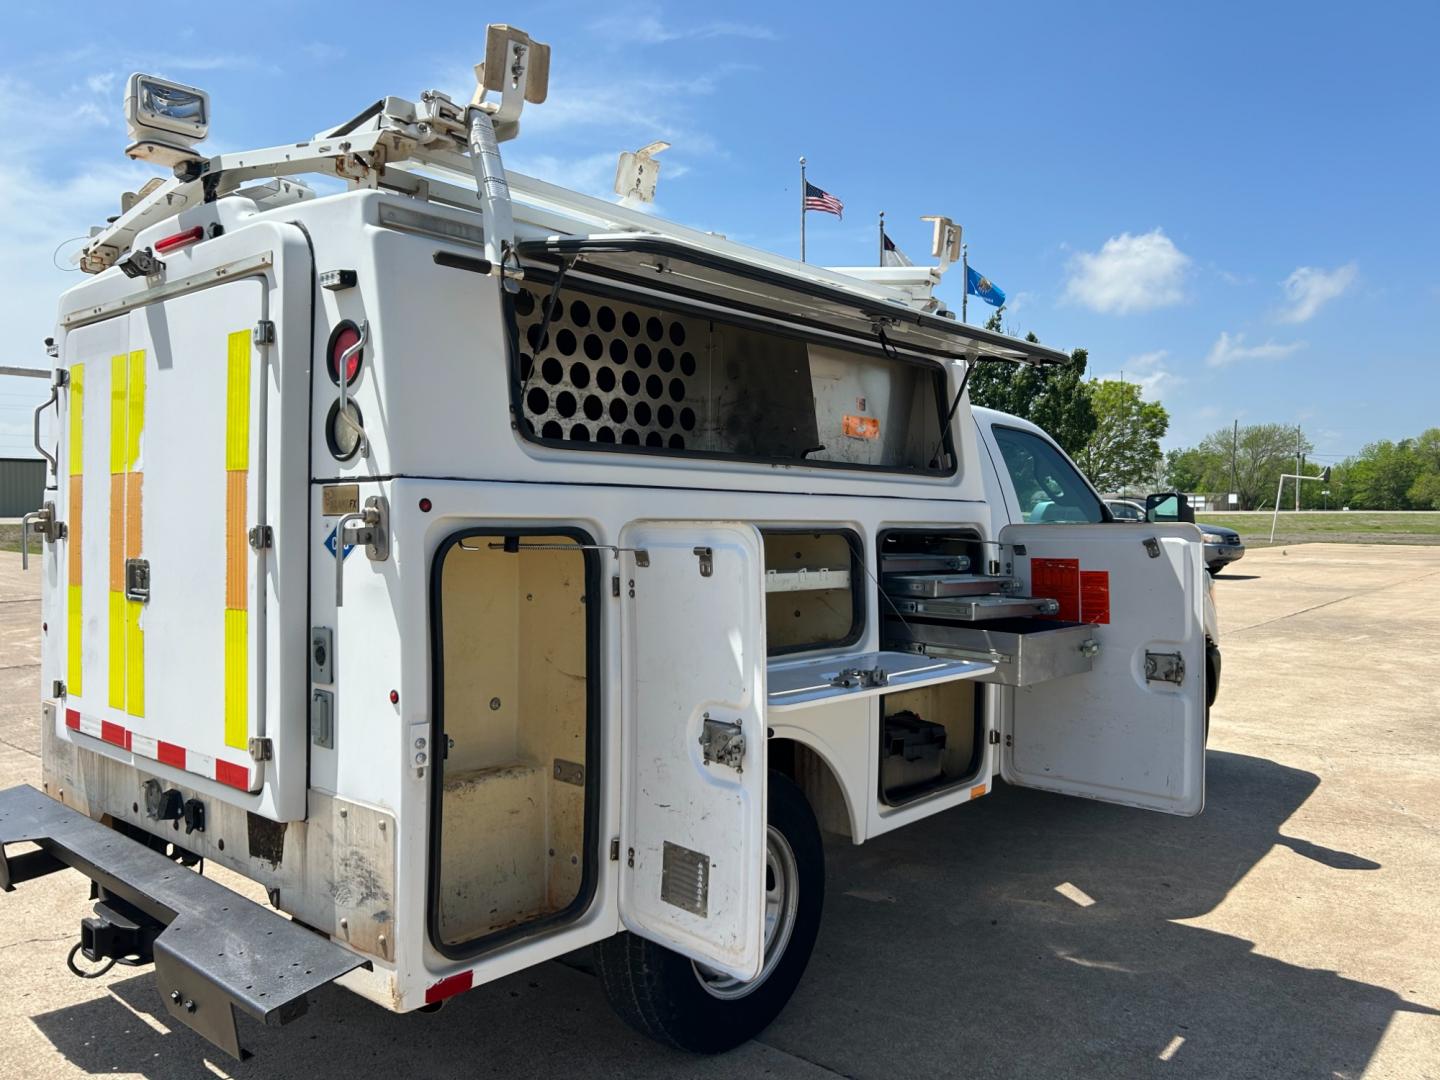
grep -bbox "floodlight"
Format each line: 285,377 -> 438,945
125,73 -> 209,167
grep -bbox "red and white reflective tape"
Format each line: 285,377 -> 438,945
65,708 -> 254,791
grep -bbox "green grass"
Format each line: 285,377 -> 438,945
1198,511 -> 1440,546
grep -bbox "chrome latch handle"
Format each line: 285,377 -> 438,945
334,495 -> 389,607
335,320 -> 370,459
19,502 -> 62,571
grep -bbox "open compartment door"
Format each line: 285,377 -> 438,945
618,521 -> 768,980
999,524 -> 1207,816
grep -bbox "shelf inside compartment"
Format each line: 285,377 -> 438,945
764,567 -> 852,593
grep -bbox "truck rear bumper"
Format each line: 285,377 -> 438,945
0,784 -> 367,1059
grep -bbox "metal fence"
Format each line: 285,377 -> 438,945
0,458 -> 45,518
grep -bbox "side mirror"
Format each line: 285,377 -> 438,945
1145,492 -> 1195,524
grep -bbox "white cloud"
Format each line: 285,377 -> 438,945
1204,331 -> 1304,368
1096,349 -> 1185,398
1276,262 -> 1357,323
1063,229 -> 1190,314
589,8 -> 776,45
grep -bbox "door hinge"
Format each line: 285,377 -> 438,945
52,680 -> 67,699
252,320 -> 275,346
611,575 -> 620,598
248,524 -> 273,550
1144,650 -> 1186,685
1142,537 -> 1161,559
609,838 -> 620,862
988,729 -> 1000,745
248,737 -> 273,762
692,546 -> 713,577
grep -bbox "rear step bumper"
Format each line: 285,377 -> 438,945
0,784 -> 367,1059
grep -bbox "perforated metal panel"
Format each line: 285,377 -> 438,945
514,286 -> 708,449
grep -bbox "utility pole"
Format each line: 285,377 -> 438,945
961,243 -> 968,323
1295,425 -> 1303,511
878,210 -> 885,266
1231,420 -> 1239,505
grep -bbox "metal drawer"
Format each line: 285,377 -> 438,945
891,594 -> 1060,621
882,572 -> 1015,598
884,617 -> 1099,686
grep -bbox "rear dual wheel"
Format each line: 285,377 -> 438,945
593,772 -> 823,1053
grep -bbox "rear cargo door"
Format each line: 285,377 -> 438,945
60,280 -> 271,795
618,521 -> 768,981
998,523 -> 1207,816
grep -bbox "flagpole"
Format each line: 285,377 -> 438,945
799,156 -> 807,263
961,242 -> 969,323
878,211 -> 885,266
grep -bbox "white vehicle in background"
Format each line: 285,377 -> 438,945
1105,498 -> 1146,522
3,28 -> 1215,1061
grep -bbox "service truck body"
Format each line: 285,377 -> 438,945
2,35 -> 1214,1058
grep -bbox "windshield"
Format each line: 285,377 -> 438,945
993,425 -> 1105,523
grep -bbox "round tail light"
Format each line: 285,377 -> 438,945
326,321 -> 364,385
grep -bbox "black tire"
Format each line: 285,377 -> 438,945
593,771 -> 824,1053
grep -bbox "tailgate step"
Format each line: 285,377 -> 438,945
0,784 -> 366,1060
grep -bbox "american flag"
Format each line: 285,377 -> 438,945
804,181 -> 844,219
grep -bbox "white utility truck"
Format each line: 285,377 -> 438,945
1,27 -> 1219,1059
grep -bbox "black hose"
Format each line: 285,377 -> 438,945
66,942 -> 116,979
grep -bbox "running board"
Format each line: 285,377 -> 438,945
0,784 -> 368,1059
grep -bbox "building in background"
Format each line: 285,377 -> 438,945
0,458 -> 44,518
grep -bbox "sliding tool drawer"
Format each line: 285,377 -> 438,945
882,572 -> 1016,598
885,617 -> 1100,686
891,594 -> 1060,622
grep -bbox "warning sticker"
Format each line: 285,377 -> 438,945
1031,557 -> 1080,622
1080,570 -> 1110,624
843,415 -> 880,440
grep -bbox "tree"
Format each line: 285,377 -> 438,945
1073,380 -> 1169,493
1350,439 -> 1421,509
1407,428 -> 1440,509
966,311 -> 1097,457
1164,447 -> 1218,493
1195,423 -> 1312,510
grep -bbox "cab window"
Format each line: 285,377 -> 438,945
993,425 -> 1105,523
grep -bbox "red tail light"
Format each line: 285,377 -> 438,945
326,321 -> 364,385
154,226 -> 204,254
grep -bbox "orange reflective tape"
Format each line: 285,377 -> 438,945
225,470 -> 248,609
970,784 -> 987,800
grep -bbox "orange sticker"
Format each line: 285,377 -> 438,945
1080,570 -> 1110,624
843,415 -> 880,439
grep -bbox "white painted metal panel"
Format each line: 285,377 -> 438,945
618,521 -> 767,980
999,524 -> 1207,816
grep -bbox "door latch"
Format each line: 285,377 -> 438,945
334,495 -> 389,606
19,502 -> 64,570
692,546 -> 713,577
124,558 -> 151,603
698,714 -> 745,772
1144,650 -> 1186,685
830,666 -> 889,689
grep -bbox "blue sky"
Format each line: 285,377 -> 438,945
2,0 -> 1436,465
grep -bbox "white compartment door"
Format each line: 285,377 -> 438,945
999,523 -> 1207,816
618,521 -> 768,980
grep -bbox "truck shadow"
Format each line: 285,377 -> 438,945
26,751 -> 1437,1080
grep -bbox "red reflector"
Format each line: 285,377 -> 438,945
154,226 -> 205,254
215,759 -> 250,790
330,324 -> 363,384
425,970 -> 473,1004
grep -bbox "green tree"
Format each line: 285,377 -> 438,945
1164,447 -> 1219,492
966,311 -> 1096,457
1195,423 -> 1312,509
1074,380 -> 1170,493
1350,439 -> 1421,509
1407,428 -> 1440,509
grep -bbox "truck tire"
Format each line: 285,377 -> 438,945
593,771 -> 824,1053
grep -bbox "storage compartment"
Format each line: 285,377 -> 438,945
763,529 -> 862,655
887,617 -> 1098,686
879,680 -> 981,804
432,531 -> 596,951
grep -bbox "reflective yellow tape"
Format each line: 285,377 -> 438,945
108,590 -> 126,709
223,608 -> 248,750
126,599 -> 145,719
124,351 -> 145,719
67,585 -> 83,698
67,364 -> 84,697
68,364 -> 84,476
225,331 -> 251,471
224,331 -> 251,751
108,354 -> 127,711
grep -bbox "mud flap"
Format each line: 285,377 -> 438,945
0,785 -> 367,1059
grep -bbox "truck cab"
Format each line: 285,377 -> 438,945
1,29 -> 1214,1062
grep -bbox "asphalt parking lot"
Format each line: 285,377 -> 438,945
1,543 -> 1437,1080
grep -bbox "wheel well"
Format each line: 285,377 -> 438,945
768,738 -> 854,841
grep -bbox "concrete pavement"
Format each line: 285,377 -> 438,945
0,543 -> 1437,1079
